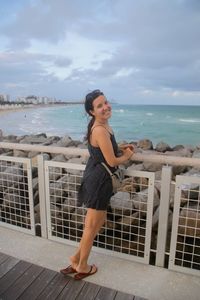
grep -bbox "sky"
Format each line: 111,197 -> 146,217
0,0 -> 200,105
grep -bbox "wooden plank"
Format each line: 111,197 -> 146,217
56,277 -> 85,300
0,260 -> 31,296
115,291 -> 134,300
134,296 -> 148,300
0,254 -> 142,300
95,286 -> 117,300
75,281 -> 100,300
1,263 -> 44,300
17,268 -> 57,300
0,252 -> 9,264
36,273 -> 71,300
0,256 -> 20,279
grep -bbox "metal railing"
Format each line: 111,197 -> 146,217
0,155 -> 35,235
0,142 -> 200,276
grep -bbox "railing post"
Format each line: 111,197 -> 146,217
156,165 -> 172,267
37,154 -> 48,238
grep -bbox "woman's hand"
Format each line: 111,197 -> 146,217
121,146 -> 134,160
119,143 -> 134,152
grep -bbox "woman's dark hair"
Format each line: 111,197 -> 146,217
84,89 -> 104,142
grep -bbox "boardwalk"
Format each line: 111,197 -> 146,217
0,252 -> 146,300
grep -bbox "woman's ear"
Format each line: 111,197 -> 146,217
89,110 -> 94,116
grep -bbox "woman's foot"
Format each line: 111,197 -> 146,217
69,255 -> 79,270
74,264 -> 98,280
60,255 -> 80,275
60,265 -> 77,275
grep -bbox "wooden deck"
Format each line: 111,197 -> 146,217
0,252 -> 147,300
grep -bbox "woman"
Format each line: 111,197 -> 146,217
60,89 -> 134,280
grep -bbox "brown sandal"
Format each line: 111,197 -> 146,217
60,265 -> 77,275
74,264 -> 98,280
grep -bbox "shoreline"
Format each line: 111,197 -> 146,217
0,103 -> 83,116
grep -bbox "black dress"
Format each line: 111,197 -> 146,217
77,133 -> 119,210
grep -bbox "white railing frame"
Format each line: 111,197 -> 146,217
1,142 -> 200,275
0,155 -> 35,235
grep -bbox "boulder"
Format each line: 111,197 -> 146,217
110,191 -> 133,215
52,154 -> 67,162
13,150 -> 28,158
178,206 -> 200,237
143,161 -> 162,172
137,139 -> 153,150
192,150 -> 200,159
0,166 -> 24,187
155,141 -> 171,152
2,135 -> 18,143
56,135 -> 75,147
19,135 -> 47,144
133,186 -> 160,211
172,144 -> 185,151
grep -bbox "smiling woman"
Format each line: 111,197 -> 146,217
60,89 -> 134,280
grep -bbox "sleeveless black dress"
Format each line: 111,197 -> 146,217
77,133 -> 119,210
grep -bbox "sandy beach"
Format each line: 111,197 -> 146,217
0,103 -> 75,116
0,108 -> 27,116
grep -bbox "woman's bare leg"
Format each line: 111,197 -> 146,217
70,208 -> 106,272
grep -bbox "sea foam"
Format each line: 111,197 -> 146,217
179,118 -> 200,123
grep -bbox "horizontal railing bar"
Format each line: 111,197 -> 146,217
0,142 -> 200,167
0,142 -> 88,156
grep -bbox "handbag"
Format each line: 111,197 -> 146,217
101,162 -> 124,194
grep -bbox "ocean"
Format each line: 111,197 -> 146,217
1,104 -> 200,147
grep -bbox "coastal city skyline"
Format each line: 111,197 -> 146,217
0,0 -> 200,105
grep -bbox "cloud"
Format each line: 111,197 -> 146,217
0,0 -> 200,104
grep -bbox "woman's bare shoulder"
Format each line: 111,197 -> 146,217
92,125 -> 113,135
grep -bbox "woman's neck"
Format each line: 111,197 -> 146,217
94,119 -> 108,126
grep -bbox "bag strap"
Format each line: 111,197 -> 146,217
101,162 -> 113,177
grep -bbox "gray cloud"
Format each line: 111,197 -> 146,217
0,0 -> 200,103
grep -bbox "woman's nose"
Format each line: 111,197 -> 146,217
104,103 -> 110,109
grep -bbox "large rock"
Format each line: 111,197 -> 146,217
110,191 -> 133,215
178,206 -> 200,237
127,163 -> 144,172
13,150 -> 28,158
117,212 -> 140,232
48,165 -> 62,181
52,154 -> 67,162
137,139 -> 153,150
192,150 -> 200,159
143,161 -> 162,172
42,136 -> 60,145
0,165 -> 24,187
155,141 -> 171,152
133,186 -> 160,211
64,157 -> 85,176
19,134 -> 47,144
2,135 -> 18,143
172,144 -> 185,151
56,135 -> 75,147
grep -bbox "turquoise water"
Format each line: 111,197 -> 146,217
0,104 -> 200,147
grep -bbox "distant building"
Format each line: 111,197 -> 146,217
0,94 -> 10,102
15,95 -> 57,104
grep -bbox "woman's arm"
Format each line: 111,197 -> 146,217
92,127 -> 133,167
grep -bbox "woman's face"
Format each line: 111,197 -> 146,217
90,95 -> 112,121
